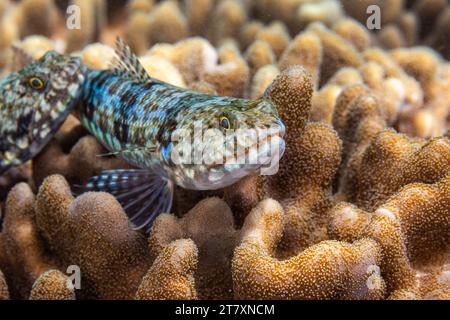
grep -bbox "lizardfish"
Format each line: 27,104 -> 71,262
72,39 -> 286,230
0,49 -> 85,175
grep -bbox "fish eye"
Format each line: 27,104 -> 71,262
220,115 -> 232,130
28,77 -> 45,90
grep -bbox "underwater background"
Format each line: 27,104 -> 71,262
0,0 -> 449,300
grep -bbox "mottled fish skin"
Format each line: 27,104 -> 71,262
77,69 -> 285,190
0,51 -> 86,175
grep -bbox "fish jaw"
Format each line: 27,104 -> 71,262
163,118 -> 286,190
0,51 -> 86,174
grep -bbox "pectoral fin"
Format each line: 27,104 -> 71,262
73,169 -> 174,231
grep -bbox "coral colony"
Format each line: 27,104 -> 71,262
0,0 -> 449,300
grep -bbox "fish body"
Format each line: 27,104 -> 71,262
75,39 -> 286,230
0,51 -> 85,175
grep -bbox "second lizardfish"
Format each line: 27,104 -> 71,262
73,39 -> 286,230
0,50 -> 85,175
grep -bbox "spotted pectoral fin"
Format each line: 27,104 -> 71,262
110,37 -> 153,83
72,169 -> 174,231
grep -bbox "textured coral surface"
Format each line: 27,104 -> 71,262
0,0 -> 449,300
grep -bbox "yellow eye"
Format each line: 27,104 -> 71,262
28,77 -> 44,90
220,116 -> 232,130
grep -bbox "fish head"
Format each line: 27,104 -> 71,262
164,97 -> 286,190
0,51 -> 85,174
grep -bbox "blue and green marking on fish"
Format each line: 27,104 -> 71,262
1,39 -> 286,231
0,48 -> 85,175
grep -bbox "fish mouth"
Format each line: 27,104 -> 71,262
199,125 -> 286,189
196,136 -> 285,189
170,120 -> 286,190
204,122 -> 286,170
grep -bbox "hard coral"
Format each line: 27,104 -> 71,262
332,18 -> 372,52
148,0 -> 188,44
35,175 -> 151,299
136,239 -> 198,300
148,37 -> 217,84
244,40 -> 275,78
329,174 -> 449,295
127,0 -> 154,14
308,23 -> 363,86
17,0 -> 60,38
65,0 -> 106,53
232,199 -> 386,299
414,267 -> 450,300
210,0 -> 246,45
264,66 -> 313,193
0,269 -> 9,300
340,129 -> 449,211
124,11 -> 151,55
80,43 -> 115,69
1,176 -> 219,300
140,55 -> 186,87
378,24 -> 407,50
414,0 -> 447,38
227,67 -> 343,257
249,64 -> 279,99
428,7 -> 450,60
17,35 -> 57,60
253,0 -> 302,32
1,183 -> 57,298
0,164 -> 31,201
201,42 -> 249,97
341,0 -> 404,25
278,31 -> 322,88
225,66 -> 331,233
271,123 -> 342,257
297,0 -> 343,29
148,198 -> 238,299
255,21 -> 291,59
186,0 -> 214,36
29,269 -> 75,300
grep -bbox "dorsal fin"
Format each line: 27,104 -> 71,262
109,37 -> 152,83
